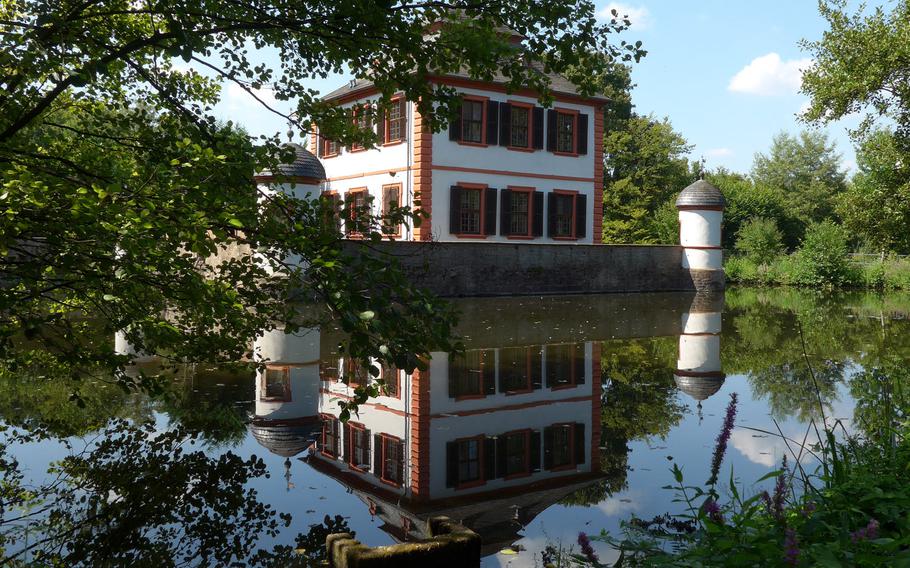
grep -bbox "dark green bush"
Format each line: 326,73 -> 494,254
794,221 -> 855,288
735,217 -> 785,266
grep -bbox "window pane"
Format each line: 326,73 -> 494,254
510,107 -> 530,147
264,368 -> 288,399
462,101 -> 484,143
509,192 -> 530,235
459,188 -> 482,234
556,112 -> 575,153
381,185 -> 400,235
552,425 -> 572,467
500,346 -> 530,391
450,349 -> 487,396
458,439 -> 481,482
505,433 -> 527,475
553,194 -> 574,237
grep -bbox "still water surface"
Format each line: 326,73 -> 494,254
7,287 -> 910,566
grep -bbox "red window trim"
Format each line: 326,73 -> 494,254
504,185 -> 535,240
350,104 -> 372,152
454,348 -> 490,400
458,95 -> 489,148
452,181 -> 489,240
320,414 -> 340,458
553,107 -> 580,157
506,100 -> 535,152
380,182 -> 403,239
501,346 -> 535,394
551,189 -> 580,241
454,435 -> 487,490
501,429 -> 533,480
383,96 -> 407,146
377,433 -> 404,487
346,421 -> 370,473
549,343 -> 581,390
260,365 -> 291,402
548,422 -> 578,471
345,187 -> 369,238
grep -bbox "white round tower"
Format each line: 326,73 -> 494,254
674,292 -> 725,416
676,179 -> 725,291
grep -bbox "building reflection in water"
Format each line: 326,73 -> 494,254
246,293 -> 726,555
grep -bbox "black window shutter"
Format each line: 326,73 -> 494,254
574,423 -> 586,465
532,191 -> 544,237
543,426 -> 554,470
499,103 -> 511,146
373,434 -> 382,476
449,109 -> 461,141
531,347 -> 543,389
378,112 -> 387,143
486,101 -> 499,145
483,437 -> 496,481
496,436 -> 508,478
530,430 -> 542,471
446,441 -> 459,487
532,107 -> 544,149
333,421 -> 341,456
343,424 -> 351,464
500,188 -> 512,236
574,344 -> 586,385
546,109 -> 557,152
575,194 -> 587,239
483,351 -> 496,395
449,186 -> 462,234
316,134 -> 324,158
547,192 -> 557,238
364,429 -> 372,468
484,187 -> 498,236
577,113 -> 589,155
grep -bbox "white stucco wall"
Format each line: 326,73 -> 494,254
677,335 -> 722,373
254,364 -> 321,420
681,247 -> 724,270
679,210 -> 722,248
680,311 -> 722,335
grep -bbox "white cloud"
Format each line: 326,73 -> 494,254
224,81 -> 278,109
705,148 -> 733,158
728,53 -> 813,96
597,3 -> 651,30
596,492 -> 641,516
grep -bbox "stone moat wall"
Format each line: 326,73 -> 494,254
341,241 -> 723,297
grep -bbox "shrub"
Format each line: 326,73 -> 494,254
724,256 -> 759,284
735,217 -> 785,265
794,221 -> 854,288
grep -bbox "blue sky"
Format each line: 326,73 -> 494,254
212,0 -> 888,175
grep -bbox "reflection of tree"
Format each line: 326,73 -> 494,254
850,361 -> 910,445
749,361 -> 844,422
563,339 -> 685,506
0,355 -> 149,438
1,421 -> 295,566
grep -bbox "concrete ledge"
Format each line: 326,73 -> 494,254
340,241 -> 720,297
325,516 -> 480,568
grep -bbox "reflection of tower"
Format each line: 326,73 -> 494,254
675,293 -> 725,419
249,328 -> 322,458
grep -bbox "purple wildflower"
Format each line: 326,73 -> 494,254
850,518 -> 880,544
761,490 -> 773,514
772,455 -> 788,520
707,392 -> 739,486
801,501 -> 816,518
784,528 -> 800,566
577,532 -> 599,564
703,498 -> 724,524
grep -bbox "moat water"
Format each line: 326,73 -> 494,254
5,287 -> 910,566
